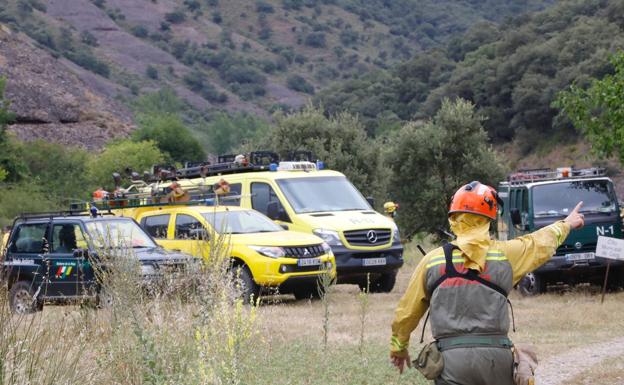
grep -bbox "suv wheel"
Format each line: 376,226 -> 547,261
518,273 -> 545,296
9,281 -> 42,314
363,270 -> 397,293
97,286 -> 114,308
235,266 -> 259,304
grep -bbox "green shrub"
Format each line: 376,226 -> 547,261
165,9 -> 186,24
131,25 -> 149,38
183,70 -> 228,103
222,65 -> 266,84
256,1 -> 274,13
133,115 -> 205,163
287,75 -> 314,94
91,0 -> 105,8
304,32 -> 326,48
87,140 -> 165,189
145,65 -> 159,79
80,30 -> 98,46
27,27 -> 56,49
65,50 -> 110,78
211,11 -> 222,23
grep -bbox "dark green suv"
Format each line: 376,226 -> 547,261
1,212 -> 197,313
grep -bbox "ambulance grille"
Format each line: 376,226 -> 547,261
344,229 -> 391,246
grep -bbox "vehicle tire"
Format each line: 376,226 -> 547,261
9,281 -> 42,314
96,285 -> 114,309
606,268 -> 624,291
235,266 -> 259,304
367,270 -> 398,293
518,273 -> 546,296
293,284 -> 323,300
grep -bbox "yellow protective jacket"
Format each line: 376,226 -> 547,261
390,214 -> 570,357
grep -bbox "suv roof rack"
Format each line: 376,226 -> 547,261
16,210 -> 116,220
507,167 -> 606,185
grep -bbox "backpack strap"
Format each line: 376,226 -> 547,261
419,243 -> 516,340
430,243 -> 509,298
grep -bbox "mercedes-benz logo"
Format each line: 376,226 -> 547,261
575,242 -> 582,250
366,230 -> 378,244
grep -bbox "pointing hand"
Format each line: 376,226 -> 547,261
564,201 -> 585,230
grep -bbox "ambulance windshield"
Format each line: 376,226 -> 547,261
277,176 -> 370,214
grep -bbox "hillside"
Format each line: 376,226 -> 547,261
0,25 -> 133,148
316,0 -> 624,144
0,0 -> 553,148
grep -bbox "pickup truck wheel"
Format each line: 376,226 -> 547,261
366,270 -> 398,293
9,281 -> 42,314
235,266 -> 259,304
293,284 -> 323,300
518,273 -> 545,296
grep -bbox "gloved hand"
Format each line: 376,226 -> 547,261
390,350 -> 411,374
564,202 -> 585,229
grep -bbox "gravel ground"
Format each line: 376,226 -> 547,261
536,336 -> 624,385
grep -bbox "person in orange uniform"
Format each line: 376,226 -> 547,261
390,181 -> 585,384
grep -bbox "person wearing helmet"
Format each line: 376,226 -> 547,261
384,201 -> 399,220
389,181 -> 585,385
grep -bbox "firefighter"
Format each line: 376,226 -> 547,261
384,201 -> 399,220
389,181 -> 585,384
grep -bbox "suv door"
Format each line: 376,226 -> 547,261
6,222 -> 49,289
47,222 -> 90,297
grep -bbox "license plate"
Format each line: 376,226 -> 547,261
362,257 -> 386,266
565,252 -> 595,262
298,258 -> 322,267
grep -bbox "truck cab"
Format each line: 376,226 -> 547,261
498,168 -> 624,295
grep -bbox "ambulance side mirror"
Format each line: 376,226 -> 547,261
366,196 -> 375,208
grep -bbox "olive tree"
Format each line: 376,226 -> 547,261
386,98 -> 507,238
261,106 -> 386,204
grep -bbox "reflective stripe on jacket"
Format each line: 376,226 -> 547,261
390,220 -> 570,356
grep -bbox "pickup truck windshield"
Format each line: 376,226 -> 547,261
277,176 -> 370,214
533,180 -> 617,217
85,219 -> 157,249
203,210 -> 282,234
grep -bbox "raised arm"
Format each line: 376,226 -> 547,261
501,202 -> 585,285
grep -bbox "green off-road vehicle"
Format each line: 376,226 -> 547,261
497,167 -> 624,295
1,211 -> 197,313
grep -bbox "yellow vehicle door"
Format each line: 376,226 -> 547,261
138,212 -> 172,248
248,180 -> 294,230
168,213 -> 210,259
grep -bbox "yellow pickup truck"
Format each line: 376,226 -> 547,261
113,205 -> 336,301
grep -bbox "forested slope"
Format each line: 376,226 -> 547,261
0,0 -> 553,148
317,0 -> 624,145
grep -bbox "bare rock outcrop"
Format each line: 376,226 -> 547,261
0,24 -> 134,149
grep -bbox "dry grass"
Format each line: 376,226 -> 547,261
3,247 -> 624,384
567,356 -> 624,385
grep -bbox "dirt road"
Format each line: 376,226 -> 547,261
536,336 -> 624,385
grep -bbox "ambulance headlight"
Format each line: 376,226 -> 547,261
313,229 -> 343,247
321,242 -> 333,256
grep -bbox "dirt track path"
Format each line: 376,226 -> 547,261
536,336 -> 624,385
